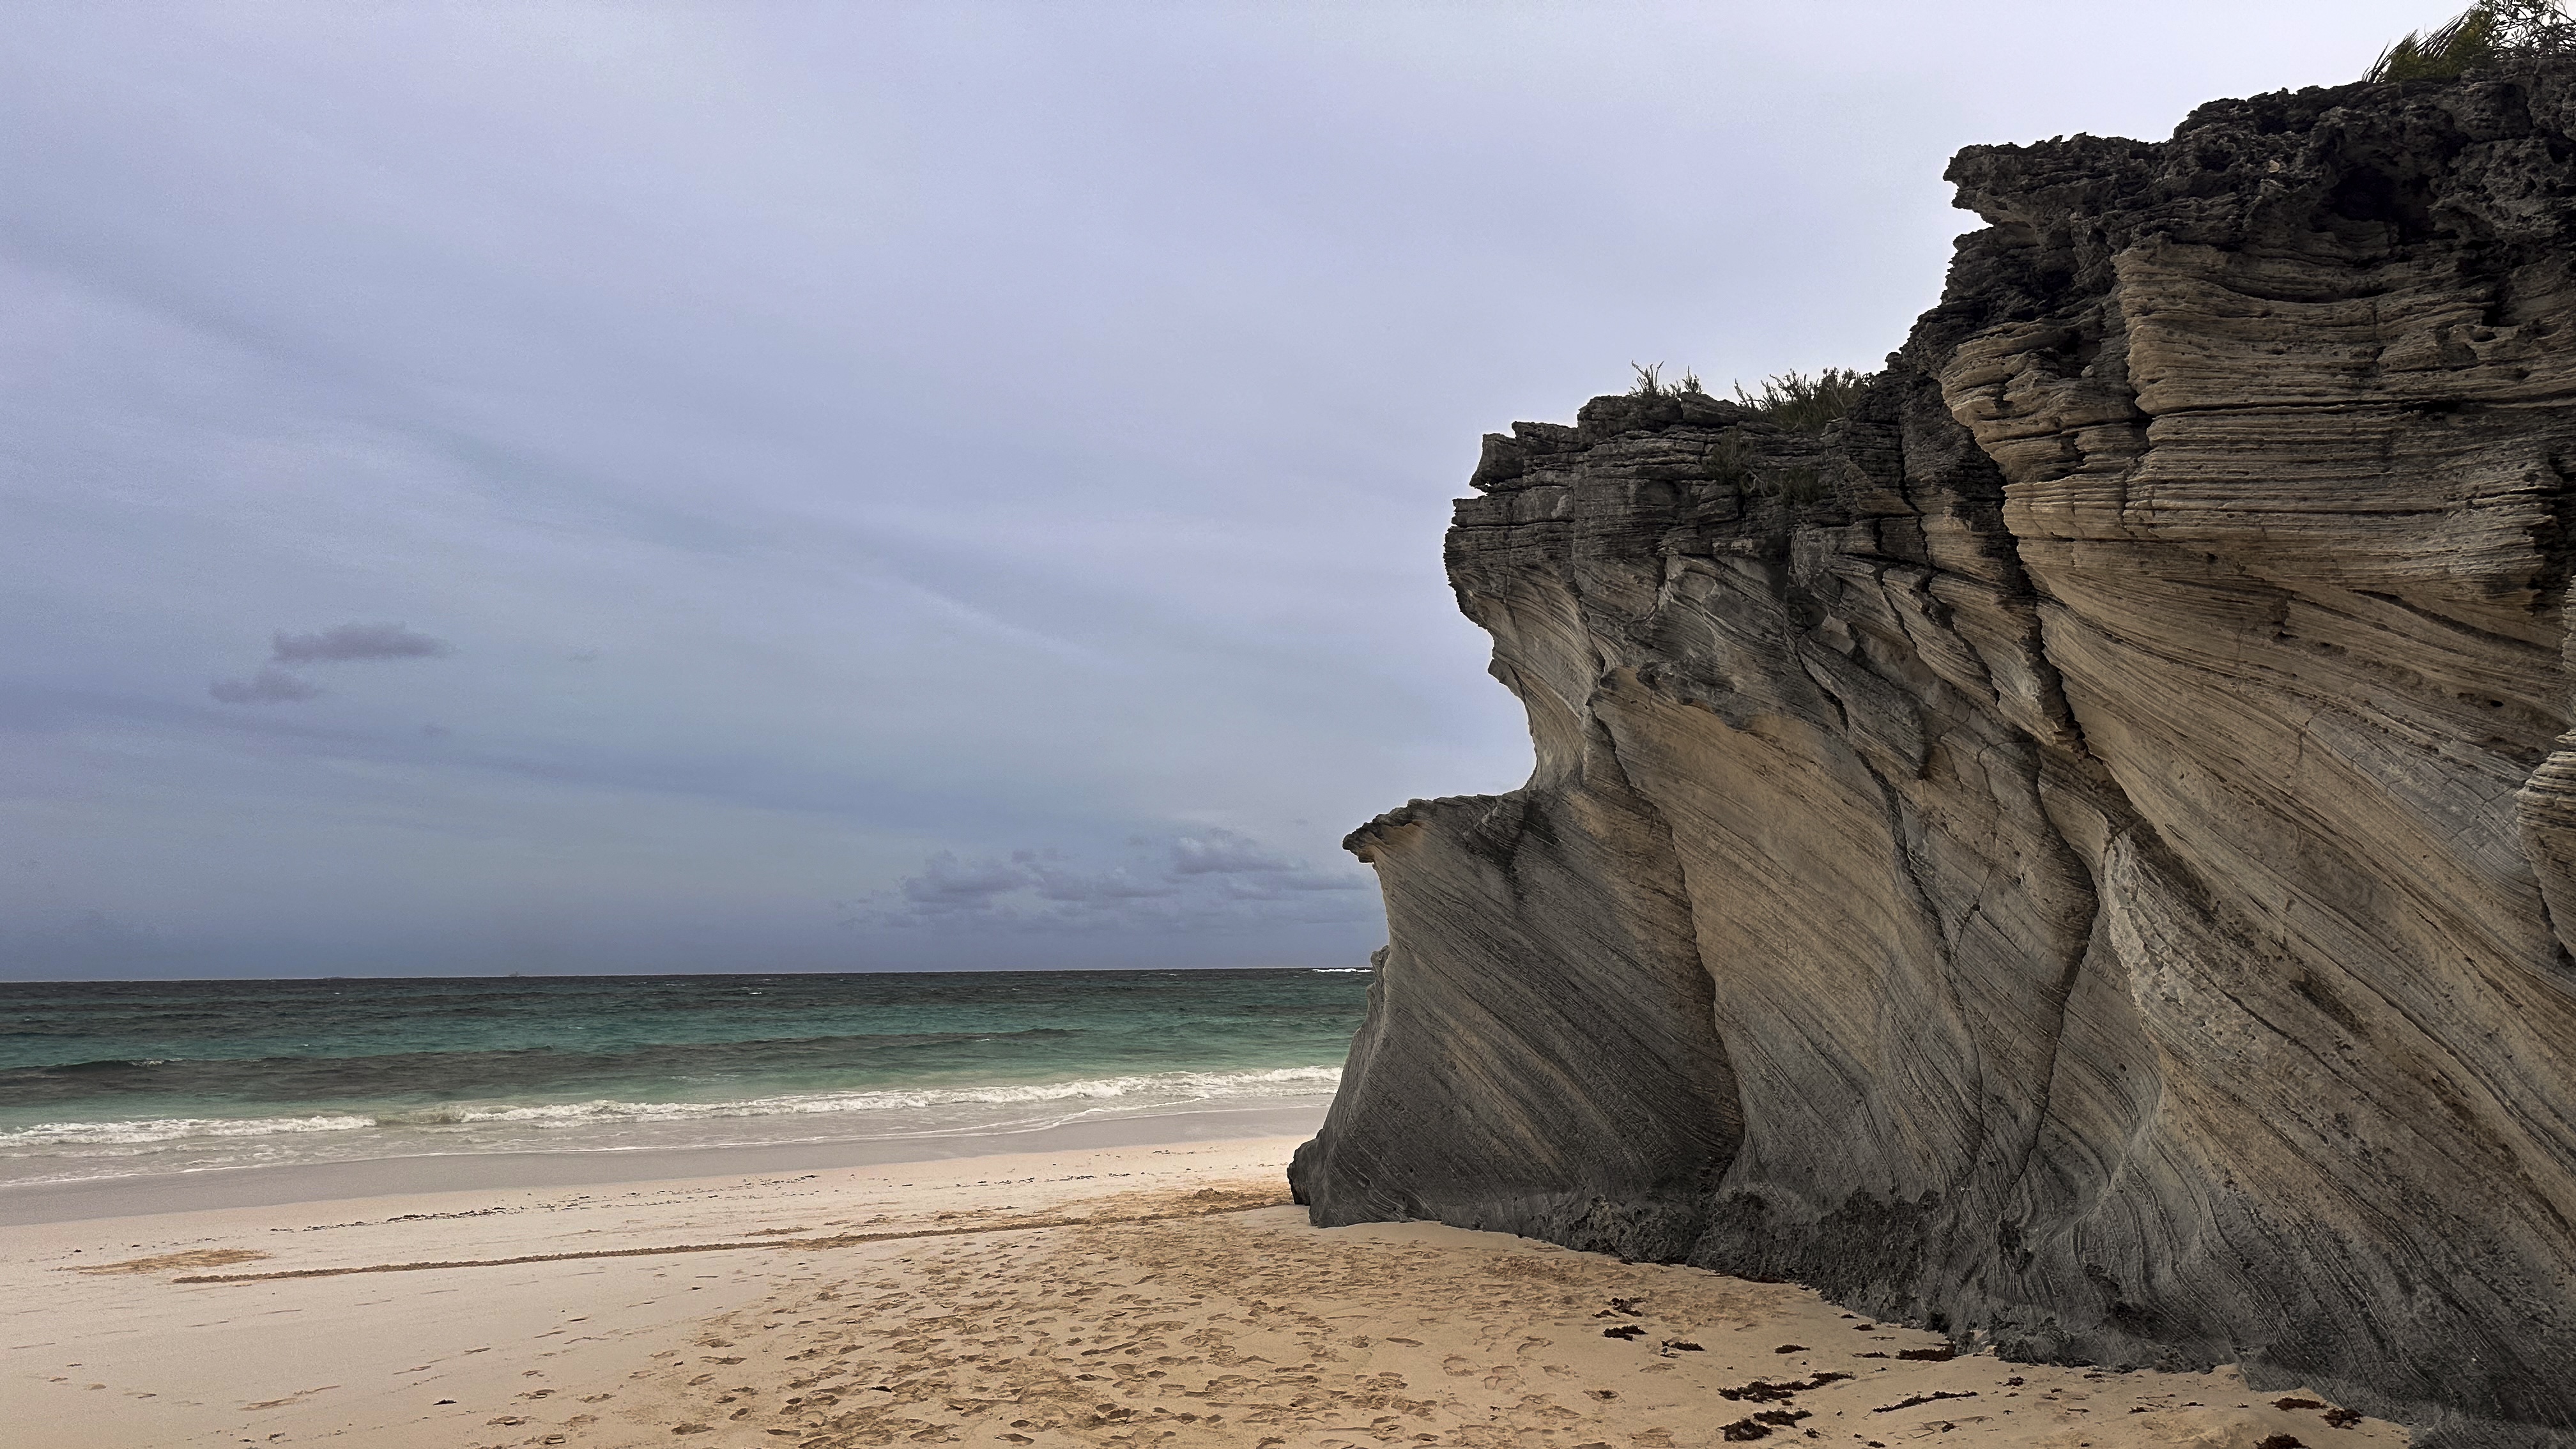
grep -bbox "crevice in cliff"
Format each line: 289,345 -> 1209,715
2145,390 -> 2576,416
2352,588 -> 2562,657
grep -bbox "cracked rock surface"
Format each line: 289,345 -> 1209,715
1291,63 -> 2576,1447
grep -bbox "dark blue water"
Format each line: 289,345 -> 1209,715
0,969 -> 1370,1186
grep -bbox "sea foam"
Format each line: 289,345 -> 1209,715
0,1064 -> 1342,1151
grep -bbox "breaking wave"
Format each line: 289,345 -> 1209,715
0,1064 -> 1343,1153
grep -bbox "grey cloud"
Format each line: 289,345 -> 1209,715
1027,860 -> 1180,903
209,665 -> 323,705
1167,829 -> 1370,893
1216,870 -> 1370,901
895,849 -> 1184,917
1169,829 -> 1297,875
899,850 -> 1038,912
876,835 -> 1371,930
205,620 -> 450,706
271,622 -> 456,664
1271,869 -> 1369,892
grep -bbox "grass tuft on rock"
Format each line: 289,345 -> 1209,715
1629,362 -> 1710,398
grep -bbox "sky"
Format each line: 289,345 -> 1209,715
1,1 -> 2442,979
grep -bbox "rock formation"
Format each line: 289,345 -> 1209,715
1292,65 -> 2576,1445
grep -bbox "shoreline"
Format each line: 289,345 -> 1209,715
0,1100 -> 1325,1226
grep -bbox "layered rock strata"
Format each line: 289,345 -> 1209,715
1292,68 -> 2576,1445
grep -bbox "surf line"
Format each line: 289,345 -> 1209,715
168,1194 -> 1295,1285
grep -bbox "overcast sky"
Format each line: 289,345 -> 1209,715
2,1 -> 2439,979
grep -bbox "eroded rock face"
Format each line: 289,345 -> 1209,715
1291,68 -> 2576,1444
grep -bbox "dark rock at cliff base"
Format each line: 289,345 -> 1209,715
1292,63 -> 2576,1448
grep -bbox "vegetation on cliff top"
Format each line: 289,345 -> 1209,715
2369,0 -> 2574,82
1627,362 -> 1869,434
1730,368 -> 1869,433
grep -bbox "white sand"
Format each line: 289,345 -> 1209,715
0,1134 -> 2407,1448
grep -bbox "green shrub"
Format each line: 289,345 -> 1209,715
1696,369 -> 1861,505
2372,6 -> 2501,79
1634,361 -> 1864,422
1703,433 -> 1754,487
1705,437 -> 1832,505
1772,465 -> 1829,504
1732,368 -> 1870,433
2368,1 -> 2573,81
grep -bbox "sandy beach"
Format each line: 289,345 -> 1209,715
1,1128 -> 2407,1449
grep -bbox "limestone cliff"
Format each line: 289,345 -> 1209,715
1291,66 -> 2576,1444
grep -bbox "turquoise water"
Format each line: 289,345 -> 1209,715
0,969 -> 1370,1187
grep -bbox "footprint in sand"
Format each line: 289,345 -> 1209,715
75,1247 -> 270,1276
240,1385 -> 339,1411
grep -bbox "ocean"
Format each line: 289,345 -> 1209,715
0,968 -> 1371,1191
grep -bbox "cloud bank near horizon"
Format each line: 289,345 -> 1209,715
874,829 -> 1372,932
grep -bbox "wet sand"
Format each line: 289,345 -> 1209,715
0,1103 -> 1328,1227
0,1133 -> 2407,1448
